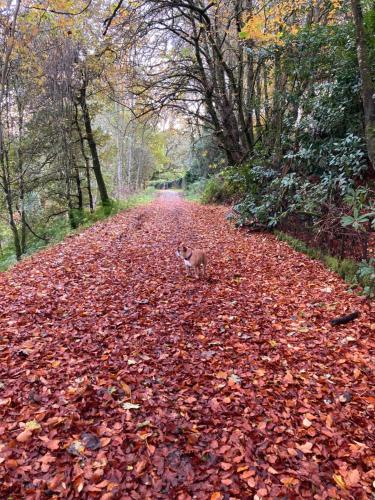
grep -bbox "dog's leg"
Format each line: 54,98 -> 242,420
185,264 -> 191,277
201,263 -> 206,278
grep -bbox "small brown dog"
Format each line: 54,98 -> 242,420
176,242 -> 207,278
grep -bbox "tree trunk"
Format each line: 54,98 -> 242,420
272,50 -> 283,165
74,105 -> 94,212
0,0 -> 22,260
351,0 -> 375,171
20,179 -> 26,253
78,85 -> 110,206
1,153 -> 22,260
16,95 -> 27,253
115,101 -> 124,198
75,166 -> 83,210
255,69 -> 262,139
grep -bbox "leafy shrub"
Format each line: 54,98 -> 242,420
357,259 -> 375,297
341,186 -> 375,231
201,175 -> 237,204
184,179 -> 207,201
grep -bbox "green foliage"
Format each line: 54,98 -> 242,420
233,161 -> 285,227
357,259 -> 375,297
341,209 -> 375,231
184,179 -> 207,202
274,231 -> 322,260
322,255 -> 358,283
81,189 -> 156,224
184,131 -> 226,184
234,24 -> 370,232
0,246 -> 17,272
201,173 -> 238,204
341,187 -> 375,231
201,177 -> 231,204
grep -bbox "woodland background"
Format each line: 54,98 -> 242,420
0,0 -> 374,294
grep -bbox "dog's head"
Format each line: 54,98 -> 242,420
176,242 -> 188,259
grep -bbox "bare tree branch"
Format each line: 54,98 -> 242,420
29,1 -> 92,17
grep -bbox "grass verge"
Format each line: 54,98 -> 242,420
275,230 -> 374,297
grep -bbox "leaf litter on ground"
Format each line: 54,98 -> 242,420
0,192 -> 373,498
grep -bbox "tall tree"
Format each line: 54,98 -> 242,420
0,0 -> 22,259
350,0 -> 375,171
77,73 -> 110,207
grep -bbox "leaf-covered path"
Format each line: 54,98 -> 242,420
0,192 -> 373,498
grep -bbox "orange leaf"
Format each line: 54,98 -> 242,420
296,442 -> 313,453
237,465 -> 249,472
134,459 -> 147,475
326,414 -> 333,428
100,437 -> 111,447
220,462 -> 232,471
281,476 -> 299,487
344,469 -> 360,487
46,439 -> 60,451
241,470 -> 255,479
120,382 -> 132,397
5,459 -> 18,469
16,429 -> 32,443
283,371 -> 294,384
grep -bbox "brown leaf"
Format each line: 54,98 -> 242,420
220,462 -> 232,471
16,430 -> 33,443
134,459 -> 147,475
281,476 -> 299,487
283,371 -> 294,384
296,442 -> 313,454
326,414 -> 333,429
344,469 -> 360,488
302,418 -> 312,428
46,439 -> 60,451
